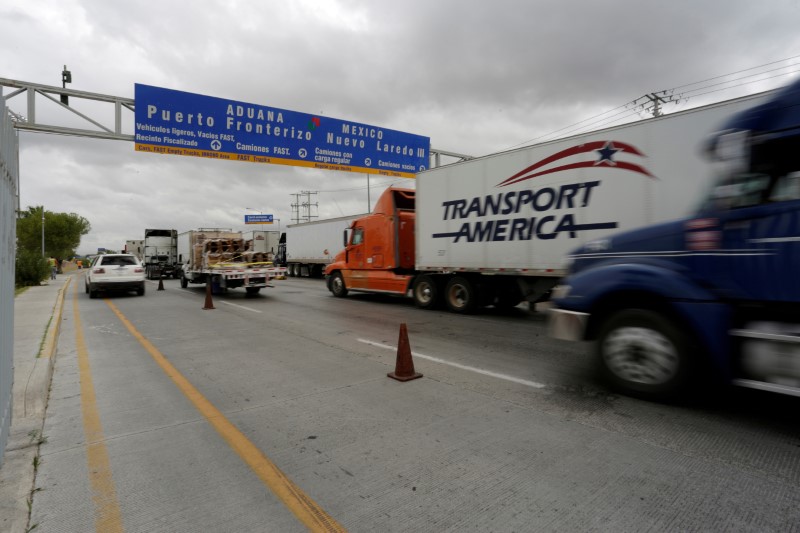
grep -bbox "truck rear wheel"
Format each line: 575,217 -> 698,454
444,276 -> 478,314
330,272 -> 348,297
180,274 -> 188,288
596,309 -> 693,400
412,275 -> 439,309
245,287 -> 261,296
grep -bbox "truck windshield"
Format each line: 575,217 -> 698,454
698,170 -> 800,213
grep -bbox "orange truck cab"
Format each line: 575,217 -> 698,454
325,187 -> 416,298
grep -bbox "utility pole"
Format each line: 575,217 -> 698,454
290,193 -> 301,224
290,191 -> 319,223
302,191 -> 318,223
638,91 -> 681,118
41,205 -> 45,256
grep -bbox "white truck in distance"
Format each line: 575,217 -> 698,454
177,228 -> 286,295
243,230 -> 281,260
143,228 -> 179,279
282,214 -> 365,277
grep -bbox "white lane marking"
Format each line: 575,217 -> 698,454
220,301 -> 263,313
357,338 -> 546,389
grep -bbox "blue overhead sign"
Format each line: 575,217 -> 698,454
134,84 -> 430,178
244,214 -> 274,225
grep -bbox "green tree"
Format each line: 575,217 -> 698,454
16,206 -> 91,259
15,249 -> 50,286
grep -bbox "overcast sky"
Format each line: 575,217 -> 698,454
2,0 -> 800,255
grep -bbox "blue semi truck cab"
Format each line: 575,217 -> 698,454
549,79 -> 800,400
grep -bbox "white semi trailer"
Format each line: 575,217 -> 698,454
282,214 -> 365,277
324,91 -> 770,312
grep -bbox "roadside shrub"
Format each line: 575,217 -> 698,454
15,249 -> 50,287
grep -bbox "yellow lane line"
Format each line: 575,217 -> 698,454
104,300 -> 346,533
41,276 -> 71,358
73,280 -> 125,532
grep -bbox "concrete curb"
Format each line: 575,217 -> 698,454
0,276 -> 72,533
18,276 -> 70,419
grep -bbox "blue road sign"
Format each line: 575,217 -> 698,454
134,84 -> 430,178
244,214 -> 274,224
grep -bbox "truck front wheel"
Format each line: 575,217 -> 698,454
412,275 -> 439,309
330,272 -> 348,297
444,276 -> 478,314
180,274 -> 189,288
596,309 -> 693,400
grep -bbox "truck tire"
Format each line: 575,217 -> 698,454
180,274 -> 188,288
412,275 -> 439,309
596,309 -> 693,401
330,272 -> 348,297
245,287 -> 261,296
444,276 -> 478,314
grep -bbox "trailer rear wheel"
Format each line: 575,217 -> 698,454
596,309 -> 693,401
412,275 -> 439,309
444,276 -> 478,314
330,272 -> 348,297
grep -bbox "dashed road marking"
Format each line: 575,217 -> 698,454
220,301 -> 263,313
358,338 -> 546,389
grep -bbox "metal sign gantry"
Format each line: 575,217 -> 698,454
0,77 -> 134,141
0,77 -> 470,165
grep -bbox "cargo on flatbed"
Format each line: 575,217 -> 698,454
177,228 -> 286,295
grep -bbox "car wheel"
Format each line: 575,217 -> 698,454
180,274 -> 189,289
89,284 -> 98,299
596,309 -> 693,401
137,284 -> 145,296
85,281 -> 89,294
330,272 -> 348,297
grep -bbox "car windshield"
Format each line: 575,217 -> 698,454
102,256 -> 137,266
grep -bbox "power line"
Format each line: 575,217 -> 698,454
506,54 -> 800,150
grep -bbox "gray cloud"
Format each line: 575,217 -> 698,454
2,0 -> 799,254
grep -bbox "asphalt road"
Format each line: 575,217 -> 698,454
29,275 -> 800,532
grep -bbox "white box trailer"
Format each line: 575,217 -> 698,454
243,230 -> 281,257
284,214 -> 365,277
124,240 -> 144,260
324,91 -> 770,313
143,228 -> 178,279
417,92 -> 768,280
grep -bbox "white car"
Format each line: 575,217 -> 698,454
85,254 -> 146,298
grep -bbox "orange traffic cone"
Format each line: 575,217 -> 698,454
388,323 -> 422,382
202,280 -> 215,310
157,274 -> 165,291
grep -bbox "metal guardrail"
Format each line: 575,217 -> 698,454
0,94 -> 20,466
